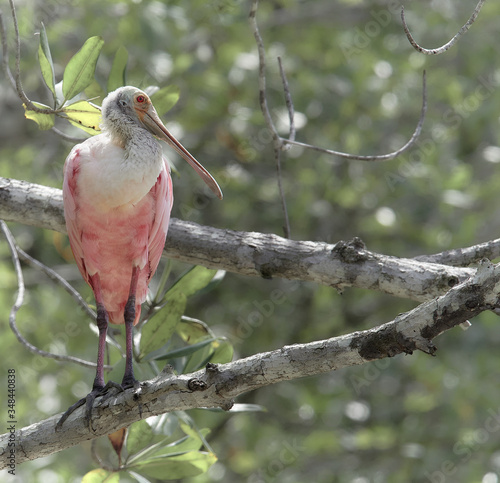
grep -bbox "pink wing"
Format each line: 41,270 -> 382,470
63,148 -> 173,296
62,146 -> 91,285
145,158 -> 173,285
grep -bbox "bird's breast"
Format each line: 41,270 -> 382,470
76,134 -> 165,210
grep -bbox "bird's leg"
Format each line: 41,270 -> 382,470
56,275 -> 120,432
92,301 -> 108,390
122,266 -> 140,390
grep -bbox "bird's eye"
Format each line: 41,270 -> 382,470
136,95 -> 146,103
119,99 -> 127,107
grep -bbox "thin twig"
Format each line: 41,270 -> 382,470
5,0 -> 94,145
0,220 -> 101,369
282,70 -> 427,161
0,8 -> 15,89
249,0 -> 281,150
278,56 -> 295,143
90,439 -> 115,471
249,0 -> 291,238
50,126 -> 87,143
9,0 -> 46,113
401,1 -> 486,55
274,147 -> 291,237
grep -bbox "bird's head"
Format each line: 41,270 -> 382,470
101,86 -> 222,200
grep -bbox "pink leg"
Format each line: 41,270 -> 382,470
56,274 -> 119,431
92,274 -> 108,390
122,266 -> 140,388
56,270 -> 142,432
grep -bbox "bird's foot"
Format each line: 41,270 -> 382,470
55,381 -> 124,432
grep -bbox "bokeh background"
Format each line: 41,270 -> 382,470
2,0 -> 500,482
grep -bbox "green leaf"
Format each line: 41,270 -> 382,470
204,403 -> 266,413
127,420 -> 154,455
227,403 -> 267,412
82,468 -> 120,483
107,46 -> 128,93
127,471 -> 152,483
179,422 -> 201,440
209,338 -> 233,364
62,100 -> 102,135
142,428 -> 210,458
63,36 -> 104,102
197,269 -> 226,296
150,85 -> 180,116
158,435 -> 203,455
176,317 -> 212,344
23,102 -> 54,130
139,295 -> 186,360
132,451 -> 217,479
127,437 -> 171,466
165,266 -> 218,302
183,342 -> 215,373
37,23 -> 56,102
84,79 -> 106,105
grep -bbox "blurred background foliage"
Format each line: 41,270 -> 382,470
2,0 -> 500,482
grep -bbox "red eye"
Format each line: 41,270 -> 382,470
136,95 -> 146,103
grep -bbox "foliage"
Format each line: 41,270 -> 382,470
2,1 -> 500,482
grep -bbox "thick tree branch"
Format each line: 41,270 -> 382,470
1,259 -> 499,468
0,177 -> 475,302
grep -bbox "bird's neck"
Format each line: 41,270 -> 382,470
81,128 -> 164,209
107,125 -> 162,167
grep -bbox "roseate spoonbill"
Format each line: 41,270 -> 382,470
56,86 -> 222,430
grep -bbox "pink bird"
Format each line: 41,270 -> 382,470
56,86 -> 222,430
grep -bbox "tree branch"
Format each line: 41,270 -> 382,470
0,177 -> 476,302
401,1 -> 486,55
249,0 -> 291,238
0,7 -> 15,89
282,71 -> 427,161
7,0 -> 50,114
277,56 -> 296,143
1,258 -> 499,468
414,239 -> 500,267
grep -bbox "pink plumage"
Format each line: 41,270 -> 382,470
63,144 -> 172,325
57,86 -> 222,431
